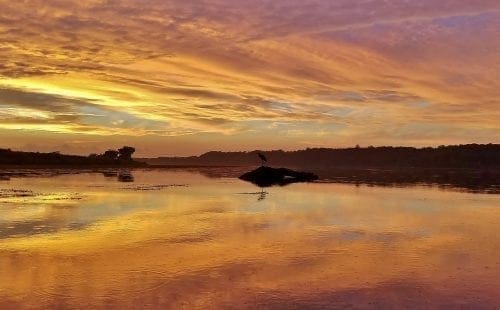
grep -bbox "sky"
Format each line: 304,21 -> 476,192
0,0 -> 499,156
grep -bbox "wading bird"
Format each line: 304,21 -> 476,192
258,152 -> 268,167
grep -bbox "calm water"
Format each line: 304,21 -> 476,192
0,169 -> 499,309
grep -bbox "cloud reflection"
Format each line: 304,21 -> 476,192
0,171 -> 499,308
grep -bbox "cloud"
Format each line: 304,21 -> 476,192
0,0 -> 499,155
0,87 -> 98,111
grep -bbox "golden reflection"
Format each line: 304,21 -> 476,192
0,171 -> 499,308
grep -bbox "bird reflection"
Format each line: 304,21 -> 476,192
258,187 -> 268,201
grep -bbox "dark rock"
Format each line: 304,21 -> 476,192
239,166 -> 319,187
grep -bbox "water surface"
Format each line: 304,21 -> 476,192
0,169 -> 499,309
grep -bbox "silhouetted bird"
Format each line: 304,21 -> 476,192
258,152 -> 268,166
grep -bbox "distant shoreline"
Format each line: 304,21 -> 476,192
140,144 -> 499,170
0,163 -> 496,171
2,144 -> 499,170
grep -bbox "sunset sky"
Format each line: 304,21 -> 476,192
1,0 -> 499,156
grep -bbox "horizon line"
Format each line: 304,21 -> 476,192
2,143 -> 498,159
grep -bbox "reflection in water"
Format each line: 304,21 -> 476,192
0,170 -> 499,309
102,170 -> 118,178
118,170 -> 134,182
313,167 -> 499,193
196,166 -> 500,193
258,188 -> 268,201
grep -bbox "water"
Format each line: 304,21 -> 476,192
0,169 -> 499,309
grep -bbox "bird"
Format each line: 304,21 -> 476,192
258,152 -> 268,166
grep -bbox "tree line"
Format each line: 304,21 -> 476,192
145,144 -> 499,169
0,146 -> 144,167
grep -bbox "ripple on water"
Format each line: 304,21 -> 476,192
33,269 -> 174,300
0,189 -> 83,204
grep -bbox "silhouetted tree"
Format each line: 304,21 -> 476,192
0,147 -> 144,167
103,150 -> 119,160
118,146 -> 135,161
